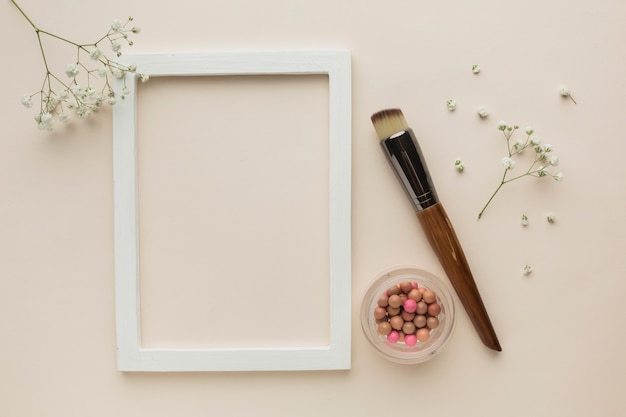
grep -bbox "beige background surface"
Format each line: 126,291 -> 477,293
1,0 -> 625,416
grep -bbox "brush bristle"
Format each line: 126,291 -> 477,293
371,109 -> 409,141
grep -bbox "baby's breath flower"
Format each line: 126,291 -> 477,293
477,107 -> 488,118
537,166 -> 547,177
11,0 -> 145,130
76,105 -> 91,119
446,99 -> 457,111
111,19 -> 123,32
521,214 -> 529,226
65,63 -> 79,78
523,265 -> 533,275
111,68 -> 124,79
139,73 -> 149,83
35,112 -> 54,130
477,123 -> 564,219
111,41 -> 122,54
546,212 -> 555,223
549,155 -> 559,166
89,48 -> 102,60
454,159 -> 464,172
559,85 -> 577,104
501,156 -> 515,170
21,94 -> 33,108
472,64 -> 481,74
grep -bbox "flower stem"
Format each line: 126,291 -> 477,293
10,0 -> 37,30
478,168 -> 508,219
478,182 -> 503,219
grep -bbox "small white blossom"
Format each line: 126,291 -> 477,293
454,159 -> 464,172
497,121 -> 507,131
477,107 -> 488,118
21,94 -> 33,108
543,144 -> 553,152
35,112 -> 54,130
472,64 -> 481,74
549,155 -> 559,166
65,63 -> 79,78
546,212 -> 555,223
521,214 -> 529,226
530,135 -> 541,145
59,113 -> 70,123
111,41 -> 122,54
501,157 -> 516,170
537,166 -> 547,177
139,73 -> 149,83
446,99 -> 457,111
107,96 -> 117,105
111,68 -> 124,79
131,26 -> 141,34
89,48 -> 102,60
122,86 -> 131,95
525,126 -> 534,135
111,19 -> 123,32
76,105 -> 91,119
553,172 -> 564,182
523,265 -> 533,275
559,85 -> 577,104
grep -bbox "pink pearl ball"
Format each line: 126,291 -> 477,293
404,334 -> 417,346
403,298 -> 417,313
387,330 -> 400,343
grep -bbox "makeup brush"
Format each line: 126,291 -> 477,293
371,108 -> 501,352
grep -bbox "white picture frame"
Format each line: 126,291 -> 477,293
112,50 -> 351,371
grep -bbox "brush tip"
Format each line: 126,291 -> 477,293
371,108 -> 409,141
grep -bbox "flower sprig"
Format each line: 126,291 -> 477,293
11,0 -> 148,130
477,122 -> 563,219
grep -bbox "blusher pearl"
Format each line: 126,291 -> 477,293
387,330 -> 400,343
390,315 -> 404,330
403,299 -> 417,313
427,316 -> 439,329
416,301 -> 428,315
404,334 -> 417,346
388,294 -> 402,308
374,306 -> 387,320
416,328 -> 430,342
427,303 -> 441,316
423,289 -> 437,304
377,321 -> 392,335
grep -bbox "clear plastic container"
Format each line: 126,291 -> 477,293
360,265 -> 456,364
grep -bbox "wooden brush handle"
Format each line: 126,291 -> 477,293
416,202 -> 502,351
